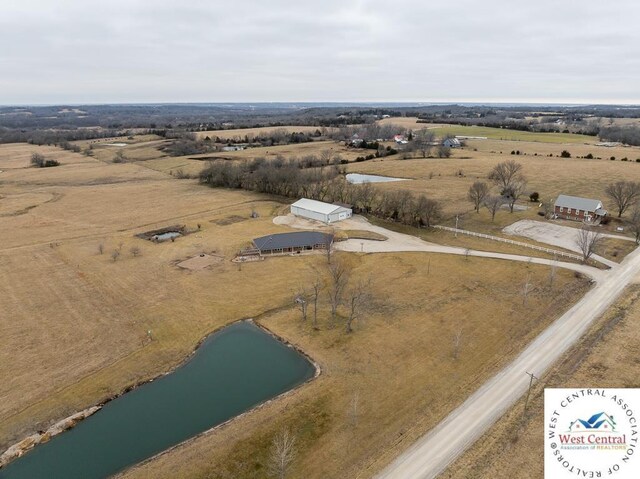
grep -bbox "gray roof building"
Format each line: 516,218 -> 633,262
253,231 -> 333,254
554,195 -> 604,213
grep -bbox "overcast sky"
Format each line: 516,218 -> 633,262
1,0 -> 639,105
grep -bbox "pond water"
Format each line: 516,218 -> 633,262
152,232 -> 181,242
346,173 -> 408,184
0,322 -> 316,479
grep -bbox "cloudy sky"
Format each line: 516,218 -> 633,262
1,0 -> 639,105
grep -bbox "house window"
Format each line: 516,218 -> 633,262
559,207 -> 564,212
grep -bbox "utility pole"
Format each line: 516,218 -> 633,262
455,215 -> 459,237
521,371 -> 538,424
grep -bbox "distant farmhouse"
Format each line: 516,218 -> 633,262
291,198 -> 352,224
393,134 -> 408,144
554,194 -> 607,223
442,137 -> 461,148
252,231 -> 333,256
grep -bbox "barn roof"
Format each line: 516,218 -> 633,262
253,231 -> 333,251
291,198 -> 350,215
554,194 -> 602,211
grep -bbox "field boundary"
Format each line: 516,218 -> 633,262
432,225 -> 584,262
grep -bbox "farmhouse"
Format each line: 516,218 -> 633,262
443,137 -> 461,148
252,231 -> 333,255
291,198 -> 352,224
554,194 -> 607,222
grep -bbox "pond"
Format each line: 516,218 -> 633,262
0,321 -> 316,479
346,173 -> 408,184
152,232 -> 181,242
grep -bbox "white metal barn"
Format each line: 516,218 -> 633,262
290,198 -> 352,224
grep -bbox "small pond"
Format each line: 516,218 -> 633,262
346,173 -> 408,184
0,321 -> 316,479
152,232 -> 181,242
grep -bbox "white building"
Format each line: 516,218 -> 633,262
443,137 -> 461,148
290,198 -> 352,224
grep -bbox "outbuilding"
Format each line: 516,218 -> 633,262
554,194 -> 607,223
253,231 -> 333,255
290,198 -> 352,224
443,137 -> 461,148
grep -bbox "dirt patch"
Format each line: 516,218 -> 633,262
211,215 -> 247,226
176,253 -> 224,271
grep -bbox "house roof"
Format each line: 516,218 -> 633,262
253,231 -> 333,251
291,198 -> 350,215
554,194 -> 602,212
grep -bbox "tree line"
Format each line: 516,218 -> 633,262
199,160 -> 442,227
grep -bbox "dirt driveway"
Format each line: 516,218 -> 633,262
502,219 -> 631,268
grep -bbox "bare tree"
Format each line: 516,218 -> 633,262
328,260 -> 350,322
484,195 -> 503,221
629,207 -> 640,244
452,328 -> 463,360
412,129 -> 436,158
488,160 -> 524,191
605,181 -> 640,217
436,145 -> 451,158
503,180 -> 528,213
31,152 -> 45,167
267,428 -> 296,479
414,195 -> 442,227
294,290 -> 308,321
98,242 -> 104,255
345,280 -> 370,333
575,227 -> 602,263
311,277 -> 322,330
130,246 -> 141,257
542,197 -> 555,219
326,229 -> 335,264
111,249 -> 120,262
467,181 -> 490,213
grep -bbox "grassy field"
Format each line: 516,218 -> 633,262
444,284 -> 640,479
0,141 -> 591,479
119,252 -> 588,479
377,117 -> 598,143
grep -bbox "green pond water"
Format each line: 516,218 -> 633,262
0,321 -> 316,479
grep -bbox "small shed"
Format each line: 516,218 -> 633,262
443,138 -> 461,148
253,231 -> 333,255
290,198 -> 352,224
554,194 -> 607,222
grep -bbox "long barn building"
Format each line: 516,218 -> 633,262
290,198 -> 352,224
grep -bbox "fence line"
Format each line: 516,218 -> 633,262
432,225 -> 583,261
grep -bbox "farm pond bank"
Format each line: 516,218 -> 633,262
0,321 -> 317,479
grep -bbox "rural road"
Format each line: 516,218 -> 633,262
275,214 -> 637,478
374,240 -> 640,478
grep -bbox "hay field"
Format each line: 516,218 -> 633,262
194,125 -> 324,140
444,285 -> 640,479
121,252 -> 588,479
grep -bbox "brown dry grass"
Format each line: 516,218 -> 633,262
443,285 -> 640,479
120,252 -> 589,479
1,141 -> 592,479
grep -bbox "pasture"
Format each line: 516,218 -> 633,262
0,141 -> 589,479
